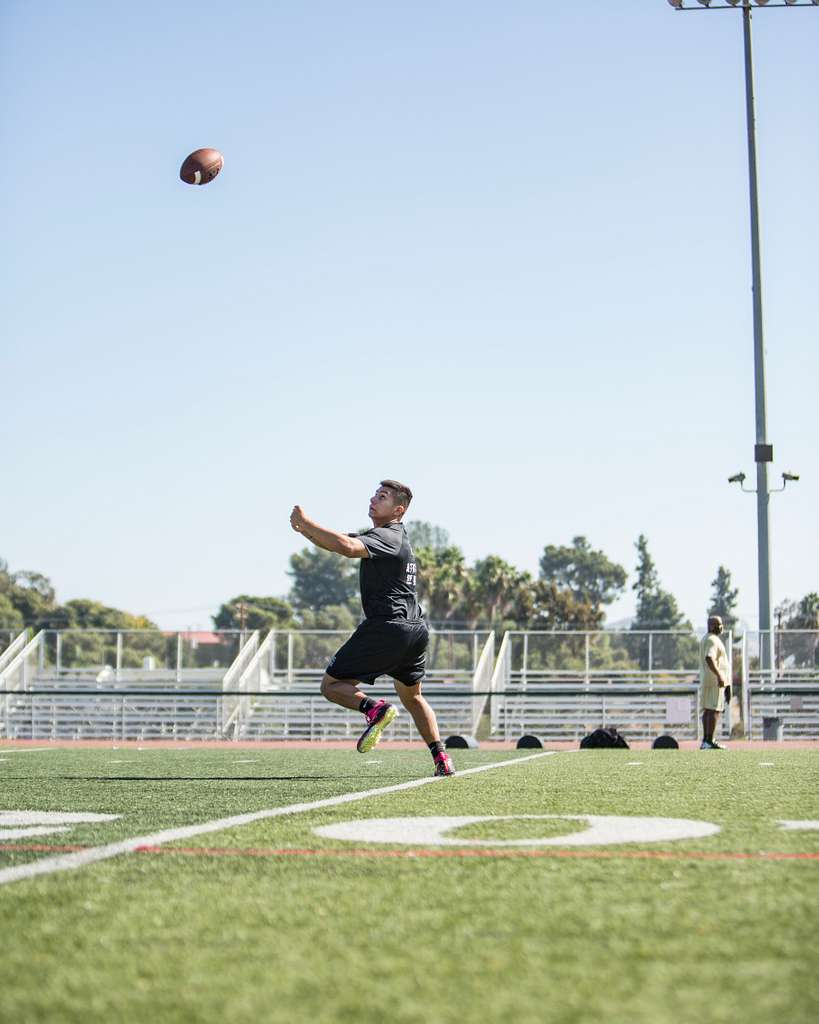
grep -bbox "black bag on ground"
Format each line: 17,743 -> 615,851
580,727 -> 630,749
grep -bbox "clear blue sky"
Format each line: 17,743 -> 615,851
2,1 -> 817,631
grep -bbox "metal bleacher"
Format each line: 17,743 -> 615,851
228,629 -> 494,742
0,629 -> 252,741
488,630 -> 714,743
2,627 -> 816,743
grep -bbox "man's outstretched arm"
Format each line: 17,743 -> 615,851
290,505 -> 369,559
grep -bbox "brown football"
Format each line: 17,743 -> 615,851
179,148 -> 224,186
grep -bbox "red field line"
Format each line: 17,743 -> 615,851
2,842 -> 816,862
132,845 -> 819,862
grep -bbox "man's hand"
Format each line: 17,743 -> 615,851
290,506 -> 310,534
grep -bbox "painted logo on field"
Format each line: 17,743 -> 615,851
0,811 -> 120,841
313,815 -> 722,847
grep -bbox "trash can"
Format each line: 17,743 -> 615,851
762,716 -> 783,741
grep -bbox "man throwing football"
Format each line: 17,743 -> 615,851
289,480 -> 454,776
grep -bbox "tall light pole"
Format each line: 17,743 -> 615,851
666,0 -> 815,668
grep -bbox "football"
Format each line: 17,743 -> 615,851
179,148 -> 224,186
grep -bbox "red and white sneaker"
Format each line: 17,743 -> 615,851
433,750 -> 455,777
356,700 -> 398,753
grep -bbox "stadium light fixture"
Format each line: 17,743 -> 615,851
667,0 -> 815,665
782,472 -> 800,482
669,2 -> 819,9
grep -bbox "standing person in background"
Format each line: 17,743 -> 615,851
289,480 -> 455,777
699,615 -> 729,750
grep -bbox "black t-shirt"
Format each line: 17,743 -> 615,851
355,522 -> 422,622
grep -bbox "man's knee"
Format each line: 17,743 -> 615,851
320,674 -> 337,700
394,681 -> 422,707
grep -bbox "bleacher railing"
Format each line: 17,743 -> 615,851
39,629 -> 252,681
3,628 -> 817,743
490,630 -> 734,742
741,630 -> 819,740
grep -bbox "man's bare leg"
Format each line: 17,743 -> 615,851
320,673 -> 369,711
702,709 -> 717,744
393,680 -> 440,745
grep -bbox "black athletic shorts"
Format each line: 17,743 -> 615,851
326,619 -> 429,686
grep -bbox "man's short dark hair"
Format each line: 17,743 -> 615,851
380,479 -> 413,511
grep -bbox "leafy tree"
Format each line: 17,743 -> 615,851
708,566 -> 739,633
297,604 -> 357,632
631,535 -> 693,670
407,522 -> 450,553
213,595 -> 295,632
287,547 -> 358,611
0,559 -> 57,627
775,593 -> 819,668
55,599 -> 156,630
463,555 -> 529,628
47,599 -> 164,669
0,593 -> 24,631
524,581 -> 604,632
632,535 -> 687,630
415,546 -> 469,624
539,536 -> 627,611
781,593 -> 819,630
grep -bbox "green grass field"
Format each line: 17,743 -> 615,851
1,745 -> 817,1024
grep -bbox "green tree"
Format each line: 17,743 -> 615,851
776,593 -> 819,668
632,535 -> 687,630
0,559 -> 58,627
297,604 -> 357,632
213,595 -> 295,632
539,536 -> 627,611
0,593 -> 24,631
48,599 -> 164,669
708,566 -> 739,633
415,545 -> 469,624
407,521 -> 450,552
287,547 -> 358,611
464,555 -> 530,628
524,581 -> 604,632
631,535 -> 693,670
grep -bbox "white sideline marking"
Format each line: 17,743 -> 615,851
0,748 -> 54,754
778,820 -> 819,831
0,811 -> 121,841
0,751 -> 558,888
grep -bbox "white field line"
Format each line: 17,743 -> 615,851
0,751 -> 558,888
0,748 -> 56,754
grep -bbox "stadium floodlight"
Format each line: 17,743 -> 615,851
666,0 -> 815,669
782,472 -> 800,482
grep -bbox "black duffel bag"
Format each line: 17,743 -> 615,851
580,727 -> 630,749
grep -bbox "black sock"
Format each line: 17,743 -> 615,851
359,698 -> 377,714
428,741 -> 445,757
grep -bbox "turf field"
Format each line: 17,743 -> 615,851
1,744 -> 817,1024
